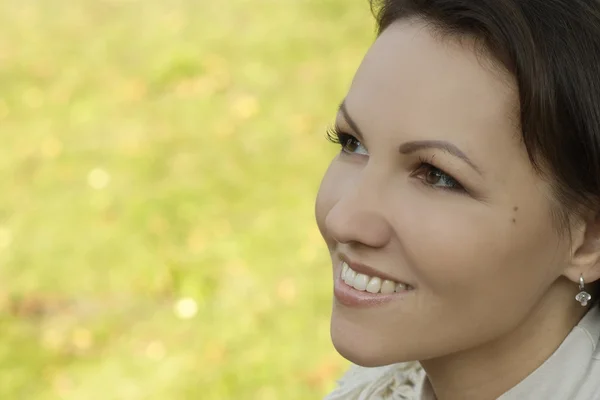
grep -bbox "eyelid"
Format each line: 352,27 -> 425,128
326,125 -> 368,155
335,116 -> 365,143
412,156 -> 479,198
413,163 -> 464,191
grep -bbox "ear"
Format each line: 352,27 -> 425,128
563,212 -> 600,286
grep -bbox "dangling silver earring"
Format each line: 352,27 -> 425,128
576,274 -> 592,307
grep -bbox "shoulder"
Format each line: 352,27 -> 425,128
324,361 -> 425,400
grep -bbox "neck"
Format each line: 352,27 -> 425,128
420,279 -> 589,400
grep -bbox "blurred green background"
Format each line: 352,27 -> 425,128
0,0 -> 375,398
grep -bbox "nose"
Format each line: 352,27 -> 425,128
324,176 -> 393,249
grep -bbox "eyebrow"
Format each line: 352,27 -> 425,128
399,141 -> 482,175
338,99 -> 482,176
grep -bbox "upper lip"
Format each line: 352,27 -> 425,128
339,253 -> 410,285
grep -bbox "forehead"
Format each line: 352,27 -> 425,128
345,19 -> 519,146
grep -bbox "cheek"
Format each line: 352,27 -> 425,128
358,192 -> 568,362
395,192 -> 563,311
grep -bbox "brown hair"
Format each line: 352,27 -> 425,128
369,0 -> 600,305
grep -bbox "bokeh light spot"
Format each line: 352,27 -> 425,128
87,168 -> 111,190
174,297 -> 198,319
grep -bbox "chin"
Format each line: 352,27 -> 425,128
333,343 -> 392,367
330,314 -> 414,367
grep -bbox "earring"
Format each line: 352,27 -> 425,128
575,274 -> 592,307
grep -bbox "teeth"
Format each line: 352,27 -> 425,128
366,277 -> 382,293
340,262 -> 411,294
380,280 -> 396,294
395,283 -> 407,292
352,274 -> 369,291
344,267 -> 357,285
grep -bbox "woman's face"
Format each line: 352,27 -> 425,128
315,19 -> 575,367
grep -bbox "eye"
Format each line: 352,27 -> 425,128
412,159 -> 464,192
326,126 -> 368,156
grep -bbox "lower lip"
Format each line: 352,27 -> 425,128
333,273 -> 412,308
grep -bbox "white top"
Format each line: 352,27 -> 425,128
325,305 -> 600,400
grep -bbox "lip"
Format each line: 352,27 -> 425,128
333,259 -> 414,308
334,274 -> 404,307
338,253 -> 410,286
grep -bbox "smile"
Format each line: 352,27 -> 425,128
341,261 -> 412,294
334,261 -> 414,307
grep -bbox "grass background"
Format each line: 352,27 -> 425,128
0,0 -> 376,398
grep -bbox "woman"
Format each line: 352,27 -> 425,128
316,1 -> 600,399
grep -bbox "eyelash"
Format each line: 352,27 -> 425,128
414,155 -> 465,193
325,125 -> 359,153
325,125 -> 466,194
